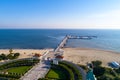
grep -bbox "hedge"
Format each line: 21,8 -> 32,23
0,58 -> 39,79
59,64 -> 74,80
59,61 -> 82,80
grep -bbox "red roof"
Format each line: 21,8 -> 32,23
34,54 -> 41,57
56,55 -> 64,59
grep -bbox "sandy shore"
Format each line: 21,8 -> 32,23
0,49 -> 53,59
63,48 -> 120,67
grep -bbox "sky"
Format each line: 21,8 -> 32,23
0,0 -> 120,29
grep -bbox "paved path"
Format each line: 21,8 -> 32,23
20,60 -> 50,80
20,51 -> 51,80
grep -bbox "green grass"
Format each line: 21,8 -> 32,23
46,68 -> 67,79
6,66 -> 32,74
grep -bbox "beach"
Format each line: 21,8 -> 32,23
0,49 -> 53,59
63,48 -> 120,67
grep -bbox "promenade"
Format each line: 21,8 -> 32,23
20,51 -> 51,80
20,60 -> 50,80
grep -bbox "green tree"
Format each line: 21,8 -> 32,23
98,75 -> 113,80
114,77 -> 120,80
0,54 -> 7,60
92,60 -> 102,67
9,49 -> 13,54
14,53 -> 20,59
115,67 -> 120,73
93,66 -> 105,76
7,54 -> 14,59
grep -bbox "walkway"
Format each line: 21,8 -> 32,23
20,60 -> 50,80
20,51 -> 51,80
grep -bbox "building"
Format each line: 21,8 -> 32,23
34,53 -> 41,57
55,55 -> 64,61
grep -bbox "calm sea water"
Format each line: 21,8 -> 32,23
0,29 -> 120,52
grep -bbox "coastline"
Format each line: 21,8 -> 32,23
63,47 -> 120,67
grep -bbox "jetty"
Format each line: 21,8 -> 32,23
54,35 -> 97,53
54,35 -> 69,53
68,35 -> 97,39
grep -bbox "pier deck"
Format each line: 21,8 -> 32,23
54,35 -> 69,53
54,35 -> 97,53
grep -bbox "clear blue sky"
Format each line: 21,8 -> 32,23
0,0 -> 120,29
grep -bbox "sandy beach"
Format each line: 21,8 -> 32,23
1,47 -> 120,67
0,49 -> 53,59
63,48 -> 120,67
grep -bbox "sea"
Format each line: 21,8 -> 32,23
0,29 -> 120,52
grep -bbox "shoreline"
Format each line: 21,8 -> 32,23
0,47 -> 120,54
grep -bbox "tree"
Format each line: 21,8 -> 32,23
9,49 -> 13,54
93,66 -> 105,76
114,77 -> 120,80
115,67 -> 120,73
14,53 -> 20,59
98,75 -> 113,80
0,54 -> 7,60
7,54 -> 14,59
92,60 -> 102,67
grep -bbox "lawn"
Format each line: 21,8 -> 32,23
6,66 -> 32,74
46,68 -> 67,79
